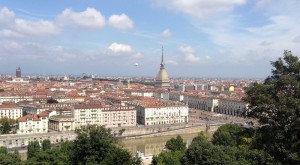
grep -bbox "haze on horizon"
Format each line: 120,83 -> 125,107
0,0 -> 299,78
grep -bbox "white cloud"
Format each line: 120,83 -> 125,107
293,36 -> 300,43
132,52 -> 143,59
108,14 -> 133,29
0,7 -> 15,24
0,29 -> 22,38
155,0 -> 245,20
14,19 -> 59,36
3,41 -> 23,50
165,60 -> 177,65
108,42 -> 132,53
179,45 -> 194,54
179,46 -> 200,62
160,29 -> 172,38
57,8 -> 105,29
185,53 -> 200,62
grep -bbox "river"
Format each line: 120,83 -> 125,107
121,133 -> 200,156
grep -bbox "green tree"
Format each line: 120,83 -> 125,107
42,139 -> 51,151
0,148 -> 21,165
27,141 -> 40,159
2,121 -> 11,134
181,135 -> 236,165
72,125 -> 140,165
244,50 -> 300,164
0,89 -> 4,92
152,151 -> 183,165
0,146 -> 8,154
25,147 -> 70,165
0,117 -> 16,125
165,135 -> 186,152
211,124 -> 242,146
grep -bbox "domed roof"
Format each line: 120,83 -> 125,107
155,47 -> 170,88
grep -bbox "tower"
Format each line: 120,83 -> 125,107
16,67 -> 21,78
155,47 -> 170,88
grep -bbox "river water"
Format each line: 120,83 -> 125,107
121,133 -> 199,156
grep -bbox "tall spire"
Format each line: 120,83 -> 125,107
160,46 -> 165,69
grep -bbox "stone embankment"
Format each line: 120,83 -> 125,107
0,122 -> 226,149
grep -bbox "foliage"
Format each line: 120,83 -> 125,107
42,139 -> 51,151
152,151 -> 183,165
118,128 -> 126,136
0,149 -> 21,165
244,50 -> 300,163
151,135 -> 186,165
27,141 -> 40,159
72,125 -> 140,165
25,147 -> 70,165
47,98 -> 59,104
165,135 -> 186,152
0,88 -> 4,92
0,117 -> 16,134
181,135 -> 236,165
0,117 -> 16,125
0,146 -> 8,154
211,124 -> 242,146
1,121 -> 11,134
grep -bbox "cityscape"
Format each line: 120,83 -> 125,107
0,1 -> 299,165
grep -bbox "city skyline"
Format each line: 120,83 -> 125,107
0,0 -> 299,78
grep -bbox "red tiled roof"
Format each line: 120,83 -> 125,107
17,114 -> 40,122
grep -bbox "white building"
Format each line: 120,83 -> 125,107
0,95 -> 33,104
49,115 -> 75,132
215,99 -> 248,116
136,100 -> 188,125
186,96 -> 219,112
17,112 -> 48,134
72,104 -> 136,129
0,103 -> 23,120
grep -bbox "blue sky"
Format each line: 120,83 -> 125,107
0,0 -> 299,78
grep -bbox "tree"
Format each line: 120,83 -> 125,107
2,121 -> 11,134
211,124 -> 242,146
151,135 -> 186,165
152,151 -> 183,165
0,89 -> 4,92
27,141 -> 40,159
244,50 -> 300,164
0,148 -> 21,165
165,135 -> 186,152
47,98 -> 58,104
72,125 -> 140,165
42,139 -> 51,151
0,147 -> 8,154
181,135 -> 236,165
0,117 -> 17,125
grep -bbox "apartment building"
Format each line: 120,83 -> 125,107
186,96 -> 219,112
136,99 -> 188,125
215,99 -> 248,116
17,112 -> 48,134
72,104 -> 136,129
49,115 -> 75,131
0,103 -> 23,119
0,95 -> 33,104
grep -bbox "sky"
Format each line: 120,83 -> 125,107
0,0 -> 299,78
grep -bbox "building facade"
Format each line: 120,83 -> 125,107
215,99 -> 248,116
17,112 -> 48,134
72,104 -> 136,129
49,115 -> 75,131
136,100 -> 188,125
0,103 -> 23,120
